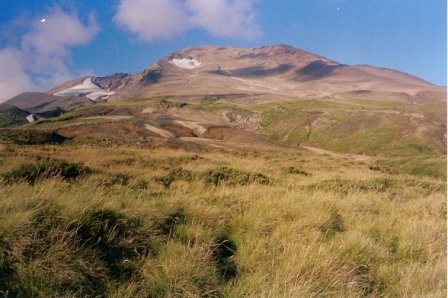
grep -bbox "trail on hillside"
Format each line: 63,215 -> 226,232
300,145 -> 372,161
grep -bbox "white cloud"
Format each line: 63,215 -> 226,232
0,48 -> 33,100
115,0 -> 260,42
0,7 -> 99,101
187,0 -> 260,39
115,0 -> 190,41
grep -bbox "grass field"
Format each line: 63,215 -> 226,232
0,94 -> 446,296
0,139 -> 445,297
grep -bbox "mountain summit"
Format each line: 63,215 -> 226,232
105,44 -> 443,102
6,44 -> 445,116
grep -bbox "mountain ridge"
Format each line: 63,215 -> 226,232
4,44 -> 446,116
107,44 -> 443,101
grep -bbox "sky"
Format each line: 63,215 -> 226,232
0,0 -> 446,100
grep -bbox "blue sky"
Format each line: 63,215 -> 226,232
0,0 -> 446,99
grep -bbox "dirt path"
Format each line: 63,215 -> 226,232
300,145 -> 372,161
81,116 -> 134,121
144,124 -> 175,138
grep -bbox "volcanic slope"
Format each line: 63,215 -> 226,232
102,44 -> 445,103
7,44 -> 444,114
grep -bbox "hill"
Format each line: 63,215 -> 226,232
0,103 -> 30,128
6,92 -> 95,116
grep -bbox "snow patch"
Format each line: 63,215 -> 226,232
169,58 -> 201,69
53,77 -> 115,102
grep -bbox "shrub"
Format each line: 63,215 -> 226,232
155,167 -> 193,187
0,129 -> 66,145
2,160 -> 91,184
283,166 -> 311,176
305,178 -> 394,195
204,167 -> 270,186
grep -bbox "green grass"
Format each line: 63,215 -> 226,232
310,122 -> 401,155
190,101 -> 237,111
250,99 -> 445,158
250,99 -> 351,114
379,156 -> 447,179
26,116 -> 133,132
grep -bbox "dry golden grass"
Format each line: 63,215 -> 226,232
0,142 -> 445,297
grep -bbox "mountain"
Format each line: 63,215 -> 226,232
6,91 -> 94,117
101,44 -> 443,103
32,44 -> 443,105
3,44 -> 446,166
5,74 -> 130,116
47,74 -> 131,101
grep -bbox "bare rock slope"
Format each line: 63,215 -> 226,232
110,44 -> 444,103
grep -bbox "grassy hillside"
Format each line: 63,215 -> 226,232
3,96 -> 445,181
0,104 -> 29,128
0,95 -> 445,296
0,138 -> 446,297
252,98 -> 446,156
248,97 -> 446,178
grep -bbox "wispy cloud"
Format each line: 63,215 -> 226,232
115,0 -> 261,42
0,49 -> 34,100
0,7 -> 99,100
115,0 -> 190,41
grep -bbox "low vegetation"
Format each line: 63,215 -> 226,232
2,159 -> 91,184
0,94 -> 445,296
0,141 -> 445,297
204,167 -> 270,186
0,104 -> 29,128
155,167 -> 193,187
0,129 -> 66,145
283,166 -> 311,176
253,99 -> 446,159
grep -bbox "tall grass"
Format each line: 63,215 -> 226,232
0,143 -> 445,297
